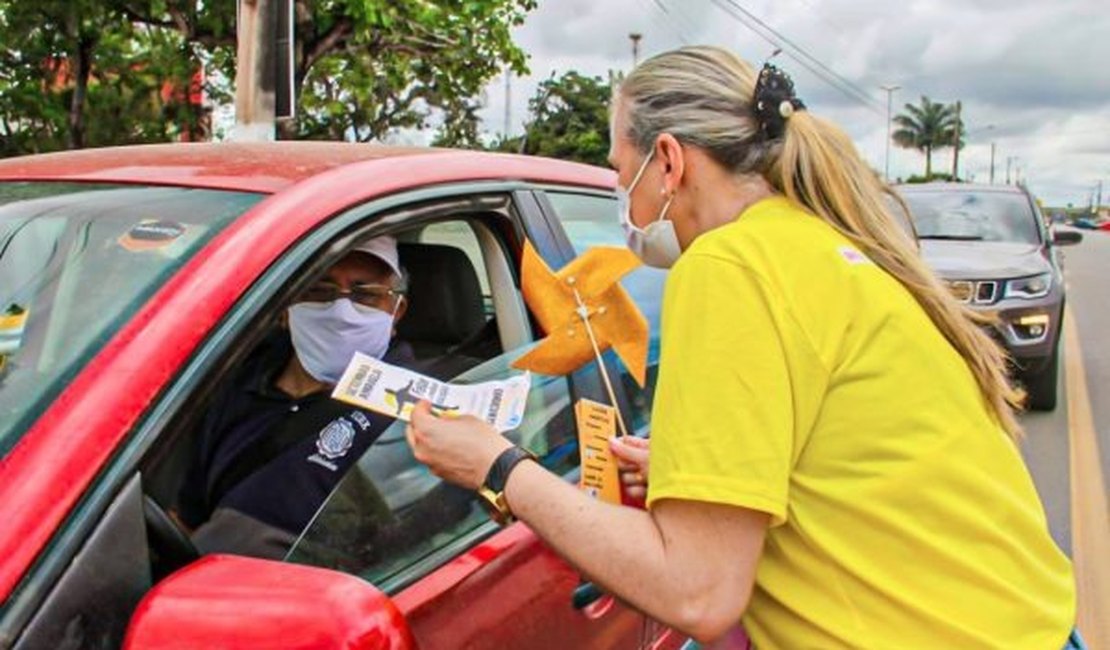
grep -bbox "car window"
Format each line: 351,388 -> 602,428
900,189 -> 1041,245
417,220 -> 492,311
544,190 -> 664,434
0,182 -> 263,458
286,218 -> 577,591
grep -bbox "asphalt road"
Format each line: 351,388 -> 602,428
1017,225 -> 1108,645
1020,226 -> 1109,552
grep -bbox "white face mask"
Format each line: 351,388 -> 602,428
617,149 -> 681,269
287,298 -> 395,384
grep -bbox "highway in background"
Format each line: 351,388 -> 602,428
1019,225 -> 1108,646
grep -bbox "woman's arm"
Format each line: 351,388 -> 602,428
406,402 -> 767,643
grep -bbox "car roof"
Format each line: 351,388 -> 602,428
0,142 -> 614,194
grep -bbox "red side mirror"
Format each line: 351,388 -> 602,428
124,555 -> 415,650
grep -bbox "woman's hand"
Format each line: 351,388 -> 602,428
406,400 -> 514,490
610,435 -> 651,501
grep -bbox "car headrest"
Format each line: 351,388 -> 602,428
396,242 -> 486,349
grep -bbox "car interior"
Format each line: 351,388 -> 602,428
133,195 -> 540,582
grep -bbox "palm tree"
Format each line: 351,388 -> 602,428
892,96 -> 958,180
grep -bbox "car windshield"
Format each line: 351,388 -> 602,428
900,190 -> 1041,245
0,182 -> 263,457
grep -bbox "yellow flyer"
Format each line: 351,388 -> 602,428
575,398 -> 621,504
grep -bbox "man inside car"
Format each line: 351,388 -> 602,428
174,236 -> 411,559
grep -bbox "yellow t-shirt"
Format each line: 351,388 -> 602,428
646,196 -> 1075,649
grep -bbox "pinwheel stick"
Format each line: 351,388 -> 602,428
570,284 -> 630,438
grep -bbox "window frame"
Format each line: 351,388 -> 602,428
532,187 -> 663,436
285,205 -> 593,593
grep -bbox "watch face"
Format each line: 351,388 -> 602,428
478,486 -> 512,526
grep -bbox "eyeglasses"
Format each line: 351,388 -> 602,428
299,282 -> 405,308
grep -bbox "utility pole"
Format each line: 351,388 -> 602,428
880,84 -> 900,182
504,70 -> 512,137
990,142 -> 996,184
233,0 -> 277,141
630,33 -> 643,68
1006,156 -> 1014,184
518,70 -> 557,155
951,100 -> 961,181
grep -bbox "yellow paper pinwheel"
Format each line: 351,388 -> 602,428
512,241 -> 648,388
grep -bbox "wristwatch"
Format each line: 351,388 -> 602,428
477,446 -> 537,526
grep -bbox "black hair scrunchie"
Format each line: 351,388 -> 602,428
752,63 -> 806,141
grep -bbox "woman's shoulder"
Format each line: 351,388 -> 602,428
691,199 -> 853,276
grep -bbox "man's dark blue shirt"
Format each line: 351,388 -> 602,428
176,334 -> 415,536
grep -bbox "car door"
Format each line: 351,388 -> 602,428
0,184 -> 267,649
284,186 -> 652,649
535,187 -> 696,650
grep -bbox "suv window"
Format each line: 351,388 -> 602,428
286,217 -> 576,591
901,189 -> 1041,245
544,190 -> 665,435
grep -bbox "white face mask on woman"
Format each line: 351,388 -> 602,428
287,298 -> 395,384
617,148 -> 681,268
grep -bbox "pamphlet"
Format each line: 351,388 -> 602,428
332,352 -> 531,432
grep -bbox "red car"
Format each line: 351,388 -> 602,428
0,143 -> 683,649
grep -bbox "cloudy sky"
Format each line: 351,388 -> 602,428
475,0 -> 1110,207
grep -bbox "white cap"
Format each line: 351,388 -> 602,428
351,235 -> 402,279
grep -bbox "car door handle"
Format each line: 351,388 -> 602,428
572,580 -> 604,609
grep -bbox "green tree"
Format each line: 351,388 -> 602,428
2,0 -> 535,156
892,96 -> 959,180
0,1 -> 215,156
121,0 -> 535,142
495,70 -> 612,166
289,0 -> 535,142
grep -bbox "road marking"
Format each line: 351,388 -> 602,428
1063,306 -> 1109,648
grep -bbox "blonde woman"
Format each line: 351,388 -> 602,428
406,46 -> 1080,649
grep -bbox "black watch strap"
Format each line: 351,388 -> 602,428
484,446 -> 537,493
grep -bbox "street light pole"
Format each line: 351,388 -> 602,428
990,142 -> 996,184
880,84 -> 900,182
951,100 -> 961,181
630,33 -> 643,68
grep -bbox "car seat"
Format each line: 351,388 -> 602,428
396,242 -> 496,377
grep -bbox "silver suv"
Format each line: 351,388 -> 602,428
897,183 -> 1082,411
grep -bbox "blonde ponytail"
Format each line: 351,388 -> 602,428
621,45 -> 1025,439
776,112 -> 1025,439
